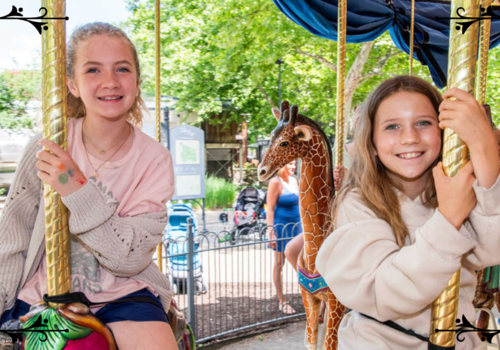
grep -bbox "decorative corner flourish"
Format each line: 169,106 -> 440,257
436,6 -> 500,34
0,5 -> 69,35
435,314 -> 500,343
0,315 -> 68,343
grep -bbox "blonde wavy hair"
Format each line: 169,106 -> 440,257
331,76 -> 443,247
66,22 -> 146,126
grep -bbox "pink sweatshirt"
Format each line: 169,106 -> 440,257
19,117 -> 174,309
317,176 -> 500,350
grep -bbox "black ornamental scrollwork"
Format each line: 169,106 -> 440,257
0,6 -> 69,35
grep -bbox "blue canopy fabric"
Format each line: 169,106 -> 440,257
273,0 -> 500,88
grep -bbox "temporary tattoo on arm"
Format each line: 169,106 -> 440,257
68,169 -> 74,177
57,163 -> 66,171
59,173 -> 69,184
77,175 -> 87,186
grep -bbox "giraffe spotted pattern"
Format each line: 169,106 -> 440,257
258,102 -> 345,350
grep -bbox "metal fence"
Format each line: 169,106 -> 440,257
158,219 -> 305,344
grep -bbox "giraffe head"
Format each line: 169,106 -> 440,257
258,101 -> 314,181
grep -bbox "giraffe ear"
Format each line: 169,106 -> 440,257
272,108 -> 281,122
294,125 -> 312,142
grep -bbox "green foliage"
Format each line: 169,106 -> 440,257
0,111 -> 35,130
205,175 -> 237,209
0,70 -> 40,130
125,0 -> 412,142
487,51 -> 500,127
127,0 -> 500,140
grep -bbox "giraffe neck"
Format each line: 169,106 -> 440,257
298,131 -> 334,273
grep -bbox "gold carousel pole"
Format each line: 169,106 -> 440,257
155,0 -> 163,273
409,0 -> 415,75
41,0 -> 71,302
475,0 -> 492,104
474,0 -> 492,332
334,0 -> 347,177
429,1 -> 480,348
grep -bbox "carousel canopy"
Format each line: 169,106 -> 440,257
273,0 -> 500,88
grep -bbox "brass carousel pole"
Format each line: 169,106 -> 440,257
155,0 -> 163,273
41,0 -> 71,302
334,0 -> 347,177
409,0 -> 415,75
428,1 -> 480,349
474,0 -> 492,332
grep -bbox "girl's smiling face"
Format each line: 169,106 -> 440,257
66,34 -> 139,121
373,91 -> 442,194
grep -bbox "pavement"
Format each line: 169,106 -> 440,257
201,320 -> 307,350
194,207 -> 228,233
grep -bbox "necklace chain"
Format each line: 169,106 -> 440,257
85,135 -> 107,154
82,124 -> 131,177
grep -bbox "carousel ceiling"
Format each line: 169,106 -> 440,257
273,0 -> 500,88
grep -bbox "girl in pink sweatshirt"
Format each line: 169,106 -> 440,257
0,23 -> 177,349
317,75 -> 500,349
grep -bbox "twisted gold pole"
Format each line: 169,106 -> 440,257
335,0 -> 347,170
429,1 -> 480,348
475,0 -> 492,104
473,0 -> 492,335
409,0 -> 415,75
41,0 -> 70,302
155,0 -> 163,273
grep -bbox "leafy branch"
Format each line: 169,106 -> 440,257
258,86 -> 278,109
294,47 -> 337,72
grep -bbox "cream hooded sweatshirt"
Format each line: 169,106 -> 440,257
317,176 -> 500,350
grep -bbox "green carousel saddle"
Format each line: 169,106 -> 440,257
483,265 -> 500,293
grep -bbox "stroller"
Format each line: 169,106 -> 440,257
163,203 -> 207,295
219,187 -> 267,245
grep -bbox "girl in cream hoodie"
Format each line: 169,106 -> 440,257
317,76 -> 500,350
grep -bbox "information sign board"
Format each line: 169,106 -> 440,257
170,125 -> 205,200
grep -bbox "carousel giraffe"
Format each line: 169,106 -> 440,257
258,101 -> 345,350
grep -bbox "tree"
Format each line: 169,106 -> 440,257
0,69 -> 41,130
127,0 -> 496,143
486,52 -> 500,127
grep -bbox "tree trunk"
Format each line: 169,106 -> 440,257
343,41 -> 374,124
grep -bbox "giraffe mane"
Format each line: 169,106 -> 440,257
295,113 -> 335,191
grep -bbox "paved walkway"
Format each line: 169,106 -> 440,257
203,320 -> 306,350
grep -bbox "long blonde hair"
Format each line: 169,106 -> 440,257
331,76 -> 442,247
66,22 -> 146,126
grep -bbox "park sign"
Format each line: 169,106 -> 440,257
170,125 -> 206,200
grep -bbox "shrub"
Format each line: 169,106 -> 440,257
205,175 -> 237,209
171,176 -> 237,210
